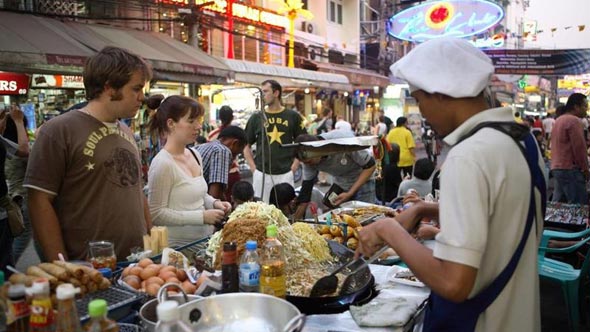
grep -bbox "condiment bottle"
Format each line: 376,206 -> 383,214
29,279 -> 54,332
55,284 -> 82,332
260,224 -> 286,298
83,300 -> 118,332
6,284 -> 30,332
239,240 -> 260,292
221,242 -> 239,293
154,301 -> 192,332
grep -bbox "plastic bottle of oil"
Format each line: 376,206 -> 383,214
83,300 -> 118,332
259,224 -> 286,298
55,284 -> 82,332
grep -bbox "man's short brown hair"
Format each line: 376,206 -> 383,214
83,46 -> 152,100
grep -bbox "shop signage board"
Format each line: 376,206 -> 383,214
484,49 -> 590,75
158,0 -> 289,29
387,0 -> 504,42
31,74 -> 84,89
0,72 -> 30,95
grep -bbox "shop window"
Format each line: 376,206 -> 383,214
328,49 -> 344,65
327,0 -> 342,25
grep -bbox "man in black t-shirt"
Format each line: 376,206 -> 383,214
243,80 -> 306,202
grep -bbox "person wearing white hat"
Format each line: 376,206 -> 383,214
356,37 -> 545,332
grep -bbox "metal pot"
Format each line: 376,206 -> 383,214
139,283 -> 201,332
140,284 -> 305,332
178,293 -> 304,332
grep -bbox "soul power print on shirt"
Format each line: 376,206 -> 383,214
83,125 -> 140,187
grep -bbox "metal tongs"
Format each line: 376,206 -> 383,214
309,245 -> 389,297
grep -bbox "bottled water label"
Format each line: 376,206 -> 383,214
239,263 -> 260,286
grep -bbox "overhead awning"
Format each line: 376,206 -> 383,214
0,11 -> 234,84
62,21 -> 234,84
313,62 -> 390,89
0,11 -> 94,74
223,59 -> 351,91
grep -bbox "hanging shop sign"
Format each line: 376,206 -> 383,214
158,0 -> 289,29
0,72 -> 30,95
31,74 -> 84,89
387,0 -> 504,42
469,33 -> 505,48
485,49 -> 590,75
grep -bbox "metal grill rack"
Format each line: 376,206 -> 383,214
76,286 -> 145,322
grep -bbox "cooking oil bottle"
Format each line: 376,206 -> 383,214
259,224 -> 286,298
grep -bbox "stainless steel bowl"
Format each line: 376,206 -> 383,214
139,284 -> 304,332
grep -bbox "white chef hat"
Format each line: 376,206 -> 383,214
390,37 -> 494,98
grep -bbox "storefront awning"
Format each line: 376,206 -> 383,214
223,59 -> 351,91
62,21 -> 234,84
312,62 -> 390,89
0,11 -> 94,75
0,11 -> 234,84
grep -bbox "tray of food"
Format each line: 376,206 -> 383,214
205,202 -> 375,313
386,266 -> 425,288
323,201 -> 396,226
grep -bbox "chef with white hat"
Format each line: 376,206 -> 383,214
356,37 -> 546,332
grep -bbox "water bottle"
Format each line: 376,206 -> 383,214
239,240 -> 260,292
155,301 -> 192,332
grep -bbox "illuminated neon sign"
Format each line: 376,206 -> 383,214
388,0 -> 504,42
469,33 -> 505,48
158,0 -> 289,29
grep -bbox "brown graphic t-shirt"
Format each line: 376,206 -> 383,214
24,110 -> 146,260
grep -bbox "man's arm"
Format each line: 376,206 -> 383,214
28,188 -> 66,261
290,158 -> 300,174
359,219 -> 477,302
568,122 -> 590,177
243,144 -> 256,173
293,178 -> 314,219
143,195 -> 152,231
208,183 -> 225,200
333,163 -> 376,206
9,106 -> 29,157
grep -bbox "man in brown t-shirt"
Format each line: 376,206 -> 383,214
25,47 -> 153,261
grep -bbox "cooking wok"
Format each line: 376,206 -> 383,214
286,241 -> 377,315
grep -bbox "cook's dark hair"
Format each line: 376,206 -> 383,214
414,158 -> 435,180
218,105 -> 234,125
218,125 -> 247,145
565,93 -> 587,112
262,79 -> 282,100
84,46 -> 152,100
269,183 -> 295,208
232,181 -> 254,203
396,116 -> 408,127
147,94 -> 204,136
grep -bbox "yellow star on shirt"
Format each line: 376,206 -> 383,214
267,125 -> 285,145
85,162 -> 95,171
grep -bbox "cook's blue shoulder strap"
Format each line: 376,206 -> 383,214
423,125 -> 546,332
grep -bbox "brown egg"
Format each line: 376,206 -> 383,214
346,237 -> 358,250
160,266 -> 177,274
139,267 -> 159,280
182,280 -> 197,294
122,275 -> 141,290
176,269 -> 188,282
165,277 -> 180,285
318,225 -> 331,234
146,283 -> 160,296
122,266 -> 132,278
146,264 -> 162,272
158,271 -> 176,281
334,236 -> 344,244
129,266 -> 143,277
146,276 -> 164,286
138,258 -> 154,268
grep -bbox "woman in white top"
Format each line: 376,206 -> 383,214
147,95 -> 231,247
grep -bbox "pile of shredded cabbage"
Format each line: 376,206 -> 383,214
206,202 -> 333,296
